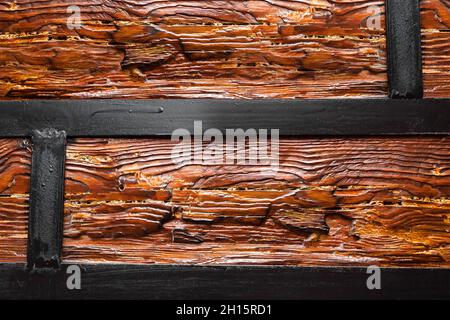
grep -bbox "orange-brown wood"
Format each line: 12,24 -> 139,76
1,1 -> 449,98
59,137 -> 450,266
0,139 -> 30,262
0,0 -> 387,98
0,137 -> 449,265
420,0 -> 450,97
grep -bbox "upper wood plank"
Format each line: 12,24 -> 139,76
1,1 -> 449,97
0,0 -> 385,29
0,0 -> 387,98
420,0 -> 450,97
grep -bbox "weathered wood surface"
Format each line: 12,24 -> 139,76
0,139 -> 30,262
0,0 -> 387,98
1,1 -> 449,98
421,0 -> 450,97
421,0 -> 450,30
0,136 -> 449,266
1,0 -> 388,28
60,137 -> 450,266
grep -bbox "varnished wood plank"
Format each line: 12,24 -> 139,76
421,0 -> 450,97
422,31 -> 450,98
420,0 -> 450,30
0,0 -> 385,30
0,1 -> 387,98
0,139 -> 30,263
1,134 -> 449,266
0,197 -> 28,263
0,139 -> 31,195
65,137 -> 450,196
0,28 -> 386,99
61,137 -> 450,267
63,236 -> 449,267
2,1 -> 448,98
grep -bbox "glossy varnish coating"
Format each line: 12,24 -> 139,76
0,138 -> 449,265
1,1 -> 448,98
421,0 -> 450,97
59,137 -> 450,266
0,139 -> 30,262
0,0 -> 388,98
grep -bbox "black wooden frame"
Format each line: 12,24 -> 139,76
2,264 -> 450,300
0,0 -> 449,300
0,99 -> 449,137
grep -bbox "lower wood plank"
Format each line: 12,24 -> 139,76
0,197 -> 28,263
0,139 -> 30,263
1,137 -> 449,266
61,137 -> 450,267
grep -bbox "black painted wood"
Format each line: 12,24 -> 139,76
0,99 -> 448,137
1,264 -> 449,300
386,0 -> 423,98
27,129 -> 67,271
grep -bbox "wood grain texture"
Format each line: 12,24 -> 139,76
62,137 -> 450,266
0,1 -> 449,266
0,0 -> 386,29
2,0 -> 449,98
0,139 -> 30,263
0,197 -> 28,263
0,0 -> 387,98
421,0 -> 450,30
420,0 -> 450,97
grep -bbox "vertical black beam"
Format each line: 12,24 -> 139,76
386,0 -> 423,98
27,129 -> 67,271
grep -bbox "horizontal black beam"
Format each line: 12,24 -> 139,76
0,99 -> 448,137
1,263 -> 449,300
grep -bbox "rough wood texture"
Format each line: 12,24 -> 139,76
62,137 -> 450,266
420,0 -> 450,97
0,1 -> 449,266
0,0 -> 387,98
0,0 -> 387,28
0,139 -> 31,262
1,1 -> 449,98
